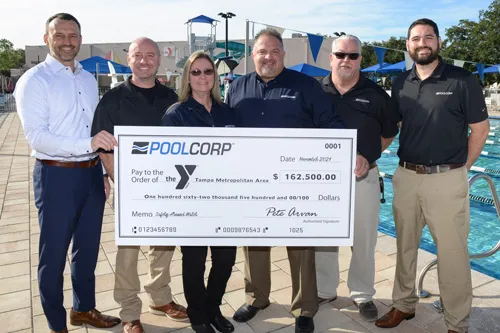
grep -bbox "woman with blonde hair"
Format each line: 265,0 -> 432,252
162,51 -> 236,333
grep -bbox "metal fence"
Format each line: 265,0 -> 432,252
0,93 -> 15,112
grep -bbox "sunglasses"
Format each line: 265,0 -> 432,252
190,68 -> 215,76
333,52 -> 360,60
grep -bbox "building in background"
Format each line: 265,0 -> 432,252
25,36 -> 336,88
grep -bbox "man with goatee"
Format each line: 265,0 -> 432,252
375,18 -> 490,333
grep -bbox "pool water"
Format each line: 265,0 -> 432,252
377,118 -> 500,279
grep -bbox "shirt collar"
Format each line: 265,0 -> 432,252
322,72 -> 366,94
186,96 -> 217,111
408,56 -> 446,81
45,53 -> 82,74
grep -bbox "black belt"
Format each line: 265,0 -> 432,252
37,156 -> 99,168
399,161 -> 464,174
369,162 -> 377,170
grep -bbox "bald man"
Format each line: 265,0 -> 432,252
91,37 -> 187,333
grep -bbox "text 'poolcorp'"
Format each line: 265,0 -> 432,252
131,141 -> 233,155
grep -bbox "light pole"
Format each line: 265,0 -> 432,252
218,12 -> 236,57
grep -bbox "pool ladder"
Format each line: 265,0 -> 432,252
416,173 -> 500,312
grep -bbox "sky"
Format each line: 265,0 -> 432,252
1,0 -> 494,49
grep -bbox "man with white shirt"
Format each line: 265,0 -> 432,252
14,13 -> 121,333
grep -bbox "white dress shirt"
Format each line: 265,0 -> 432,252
14,54 -> 98,161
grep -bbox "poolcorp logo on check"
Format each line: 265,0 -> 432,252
131,142 -> 149,154
131,141 -> 232,155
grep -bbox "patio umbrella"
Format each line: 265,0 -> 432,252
215,56 -> 239,75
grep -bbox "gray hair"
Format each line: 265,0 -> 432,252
254,28 -> 284,50
331,34 -> 362,53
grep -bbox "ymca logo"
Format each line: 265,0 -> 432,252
131,142 -> 149,154
175,165 -> 197,189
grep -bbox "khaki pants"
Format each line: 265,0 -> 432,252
114,246 -> 175,322
244,246 -> 318,318
315,167 -> 381,303
392,166 -> 471,333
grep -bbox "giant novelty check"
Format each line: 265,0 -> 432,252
114,126 -> 357,246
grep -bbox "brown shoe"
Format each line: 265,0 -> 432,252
375,307 -> 415,328
50,329 -> 68,333
150,301 -> 189,321
69,308 -> 121,328
122,320 -> 144,333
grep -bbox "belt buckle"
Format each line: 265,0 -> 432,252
415,165 -> 430,174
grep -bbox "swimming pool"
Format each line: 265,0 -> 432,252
377,118 -> 500,280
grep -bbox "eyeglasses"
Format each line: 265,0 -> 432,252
190,68 -> 215,76
333,52 -> 360,60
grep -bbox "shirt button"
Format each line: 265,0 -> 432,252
82,109 -> 85,111
261,112 -> 264,115
79,92 -> 81,94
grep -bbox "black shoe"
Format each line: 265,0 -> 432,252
191,323 -> 216,333
295,316 -> 314,333
232,303 -> 270,323
210,314 -> 234,333
355,300 -> 379,322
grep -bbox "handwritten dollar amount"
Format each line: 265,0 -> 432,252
275,171 -> 341,183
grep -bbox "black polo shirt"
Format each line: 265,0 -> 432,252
162,97 -> 236,127
91,77 -> 178,138
392,59 -> 488,165
321,74 -> 398,164
226,68 -> 344,128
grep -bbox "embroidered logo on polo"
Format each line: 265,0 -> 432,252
280,95 -> 296,99
355,98 -> 370,104
435,92 -> 453,95
175,165 -> 197,189
131,142 -> 149,154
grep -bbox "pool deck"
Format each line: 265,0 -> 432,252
0,110 -> 499,333
489,110 -> 500,118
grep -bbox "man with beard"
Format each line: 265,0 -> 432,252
91,37 -> 187,333
14,13 -> 121,332
226,28 -> 370,333
315,34 -> 398,322
375,18 -> 490,333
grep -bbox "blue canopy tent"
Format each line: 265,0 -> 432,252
80,56 -> 132,74
186,15 -> 218,24
361,62 -> 392,73
382,60 -> 406,73
288,63 -> 330,77
473,65 -> 500,74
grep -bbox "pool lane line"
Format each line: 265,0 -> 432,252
383,149 -> 500,160
378,172 -> 496,206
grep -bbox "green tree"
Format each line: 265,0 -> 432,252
442,0 -> 500,82
0,39 -> 25,76
475,0 -> 500,65
361,37 -> 406,69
